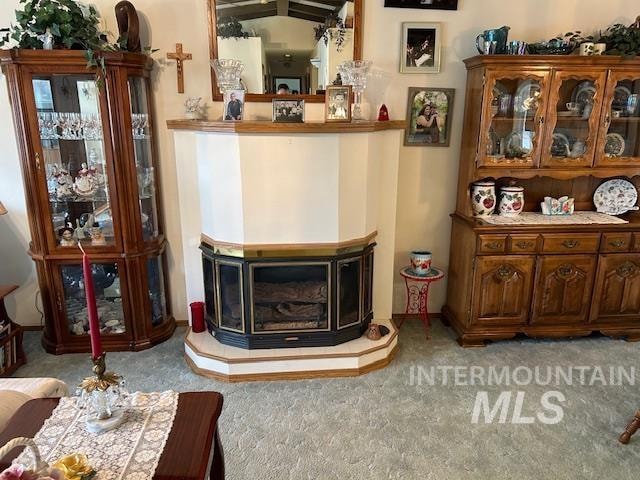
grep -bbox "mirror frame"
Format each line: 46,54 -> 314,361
207,0 -> 363,103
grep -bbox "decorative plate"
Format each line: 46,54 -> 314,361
551,132 -> 570,157
604,133 -> 626,157
504,130 -> 533,158
571,81 -> 596,113
514,80 -> 541,113
593,179 -> 639,215
613,85 -> 632,110
405,267 -> 443,279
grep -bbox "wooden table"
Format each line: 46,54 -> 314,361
0,392 -> 224,479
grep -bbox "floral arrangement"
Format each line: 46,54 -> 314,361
0,454 -> 94,480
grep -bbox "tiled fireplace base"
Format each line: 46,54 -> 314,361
184,319 -> 398,382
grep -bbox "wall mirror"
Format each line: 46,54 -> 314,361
207,0 -> 363,103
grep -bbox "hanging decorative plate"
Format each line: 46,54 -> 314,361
551,132 -> 571,157
571,81 -> 596,113
604,133 -> 626,157
613,85 -> 632,110
514,80 -> 541,113
593,179 -> 639,215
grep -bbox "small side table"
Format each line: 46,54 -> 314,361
398,267 -> 445,338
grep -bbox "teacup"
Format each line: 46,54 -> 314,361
410,251 -> 432,276
566,102 -> 580,113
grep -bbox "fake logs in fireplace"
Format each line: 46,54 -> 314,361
201,241 -> 374,349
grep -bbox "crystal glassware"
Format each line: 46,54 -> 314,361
211,59 -> 244,120
338,60 -> 372,120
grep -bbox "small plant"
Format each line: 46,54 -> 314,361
314,13 -> 347,52
599,18 -> 640,57
217,17 -> 248,40
555,31 -> 594,46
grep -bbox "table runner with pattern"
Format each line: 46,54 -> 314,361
481,211 -> 629,225
15,391 -> 179,480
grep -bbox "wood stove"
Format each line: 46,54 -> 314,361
201,241 -> 374,349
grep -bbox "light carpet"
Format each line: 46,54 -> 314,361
13,321 -> 640,480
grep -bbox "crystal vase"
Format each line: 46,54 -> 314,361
210,59 -> 244,120
338,60 -> 372,120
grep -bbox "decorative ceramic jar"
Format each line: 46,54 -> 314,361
409,251 -> 432,276
499,185 -> 525,216
471,181 -> 496,217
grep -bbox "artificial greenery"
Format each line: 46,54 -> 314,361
314,13 -> 346,52
217,17 -> 248,39
600,20 -> 640,57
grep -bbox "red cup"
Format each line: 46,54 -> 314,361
190,301 -> 206,333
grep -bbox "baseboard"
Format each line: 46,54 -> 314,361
21,325 -> 44,331
176,319 -> 189,327
392,313 -> 442,322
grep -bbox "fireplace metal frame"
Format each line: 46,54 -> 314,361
214,259 -> 245,333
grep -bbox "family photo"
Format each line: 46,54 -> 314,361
223,90 -> 244,121
401,22 -> 441,73
272,99 -> 305,123
325,85 -> 352,122
405,87 -> 455,146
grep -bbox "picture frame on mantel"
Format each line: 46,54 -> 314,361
401,22 -> 442,74
385,0 -> 458,9
325,85 -> 352,123
272,99 -> 305,123
405,87 -> 455,147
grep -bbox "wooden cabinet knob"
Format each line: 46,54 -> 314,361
485,241 -> 503,250
562,239 -> 579,249
495,265 -> 514,281
609,239 -> 626,248
515,241 -> 534,249
617,262 -> 637,278
557,264 -> 574,277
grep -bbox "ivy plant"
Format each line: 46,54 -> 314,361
600,22 -> 640,57
314,13 -> 347,52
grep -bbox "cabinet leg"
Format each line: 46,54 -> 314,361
457,335 -> 488,348
619,410 -> 640,444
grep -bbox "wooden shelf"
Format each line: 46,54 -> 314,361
476,166 -> 640,180
166,119 -> 407,134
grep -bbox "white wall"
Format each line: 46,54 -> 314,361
0,0 -> 638,326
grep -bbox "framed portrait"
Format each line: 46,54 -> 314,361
385,0 -> 458,10
223,89 -> 244,121
325,85 -> 352,123
405,87 -> 455,147
401,22 -> 442,74
272,99 -> 305,123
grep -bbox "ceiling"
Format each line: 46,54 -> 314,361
216,0 -> 349,23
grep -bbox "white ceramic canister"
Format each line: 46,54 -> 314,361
471,181 -> 496,217
499,185 -> 525,216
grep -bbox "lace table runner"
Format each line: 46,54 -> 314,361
481,212 -> 629,225
16,391 -> 179,480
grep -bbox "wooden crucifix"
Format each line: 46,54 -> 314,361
166,43 -> 192,94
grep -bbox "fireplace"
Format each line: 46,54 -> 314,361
201,241 -> 374,349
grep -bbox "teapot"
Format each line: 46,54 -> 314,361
476,26 -> 511,54
566,139 -> 586,158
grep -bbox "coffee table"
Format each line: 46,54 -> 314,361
0,392 -> 224,479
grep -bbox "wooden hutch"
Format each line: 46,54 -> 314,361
0,50 -> 174,354
444,55 -> 640,347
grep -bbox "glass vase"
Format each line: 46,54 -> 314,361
210,59 -> 244,93
338,60 -> 372,120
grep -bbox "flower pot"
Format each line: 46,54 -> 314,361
471,181 -> 496,217
499,186 -> 525,216
409,251 -> 432,276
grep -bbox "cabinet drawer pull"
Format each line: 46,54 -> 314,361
562,239 -> 579,249
557,264 -> 574,277
484,241 -> 503,250
515,241 -> 534,249
495,265 -> 514,280
609,240 -> 626,248
617,262 -> 637,278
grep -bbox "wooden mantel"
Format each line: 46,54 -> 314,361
166,119 -> 406,134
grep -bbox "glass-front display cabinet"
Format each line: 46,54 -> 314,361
0,50 -> 174,354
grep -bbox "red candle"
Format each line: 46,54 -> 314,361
81,246 -> 102,359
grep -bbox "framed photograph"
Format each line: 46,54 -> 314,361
401,22 -> 442,74
223,89 -> 244,121
385,0 -> 458,10
272,99 -> 305,123
325,85 -> 352,123
405,87 -> 455,147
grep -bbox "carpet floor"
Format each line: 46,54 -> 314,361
12,320 -> 640,479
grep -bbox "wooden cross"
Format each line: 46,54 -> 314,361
167,43 -> 192,94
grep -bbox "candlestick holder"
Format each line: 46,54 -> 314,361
78,353 -> 127,433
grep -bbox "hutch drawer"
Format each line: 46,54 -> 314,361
477,235 -> 507,254
632,233 -> 640,252
601,233 -> 632,253
508,235 -> 538,253
540,233 -> 600,254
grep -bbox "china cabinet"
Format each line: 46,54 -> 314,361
444,55 -> 640,347
0,50 -> 174,354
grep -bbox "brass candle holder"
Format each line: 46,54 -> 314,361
79,353 -> 126,433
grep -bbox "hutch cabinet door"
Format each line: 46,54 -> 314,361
540,70 -> 607,168
52,258 -> 133,347
477,70 -> 550,168
590,254 -> 640,323
470,256 -> 535,326
594,71 -> 640,166
24,70 -> 122,254
144,253 -> 170,330
531,255 -> 596,325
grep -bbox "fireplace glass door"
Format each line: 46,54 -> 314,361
216,261 -> 244,332
338,257 -> 362,329
250,263 -> 330,333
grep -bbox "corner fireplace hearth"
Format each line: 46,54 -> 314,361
201,241 -> 374,349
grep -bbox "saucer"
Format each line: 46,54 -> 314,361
406,267 -> 440,278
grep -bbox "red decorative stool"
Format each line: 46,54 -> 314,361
398,266 -> 445,338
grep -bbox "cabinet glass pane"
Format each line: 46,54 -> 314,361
604,79 -> 640,159
128,77 -> 159,240
547,78 -> 597,160
34,76 -> 114,247
147,256 -> 167,327
485,78 -> 543,163
203,256 -> 217,326
61,263 -> 125,336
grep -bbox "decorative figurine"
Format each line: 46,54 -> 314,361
332,73 -> 343,86
54,166 -> 74,199
90,223 -> 107,246
37,28 -> 54,50
73,162 -> 99,198
74,219 -> 86,240
184,97 -> 205,120
378,104 -> 390,121
366,323 -> 382,341
59,226 -> 75,247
